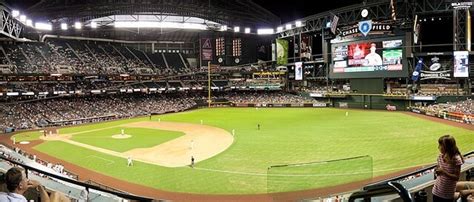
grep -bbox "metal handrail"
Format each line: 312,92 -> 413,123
369,150 -> 474,186
349,150 -> 474,202
349,181 -> 413,202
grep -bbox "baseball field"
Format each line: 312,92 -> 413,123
12,108 -> 473,195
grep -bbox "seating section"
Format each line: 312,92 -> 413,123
225,91 -> 317,104
1,40 -> 191,75
410,99 -> 473,124
389,84 -> 465,96
0,94 -> 196,132
418,84 -> 463,96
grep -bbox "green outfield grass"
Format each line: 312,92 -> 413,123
14,108 -> 473,194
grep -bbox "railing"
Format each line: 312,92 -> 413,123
349,181 -> 413,202
349,150 -> 474,202
371,150 -> 474,185
0,155 -> 156,201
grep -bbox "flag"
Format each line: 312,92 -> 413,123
390,0 -> 396,21
331,15 -> 339,34
411,58 -> 423,81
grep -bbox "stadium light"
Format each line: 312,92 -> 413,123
61,23 -> 68,30
19,15 -> 27,22
257,28 -> 274,35
234,26 -> 240,32
26,19 -> 33,27
114,21 -> 207,30
91,21 -> 97,29
12,10 -> 20,18
244,28 -> 250,34
285,24 -> 292,30
35,22 -> 52,31
295,21 -> 303,27
75,22 -> 82,29
276,26 -> 283,33
220,25 -> 227,31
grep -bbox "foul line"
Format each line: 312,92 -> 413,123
85,155 -> 115,165
63,125 -> 125,136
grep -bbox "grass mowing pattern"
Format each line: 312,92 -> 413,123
20,108 -> 474,194
267,156 -> 373,193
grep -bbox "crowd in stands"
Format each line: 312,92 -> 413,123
224,91 -> 317,104
228,79 -> 282,88
301,86 -> 328,94
410,99 -> 473,124
1,40 -> 192,76
2,77 -> 274,94
0,91 -> 324,132
388,83 -> 467,97
0,94 -> 196,132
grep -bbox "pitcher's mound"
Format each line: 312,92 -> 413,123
111,134 -> 132,139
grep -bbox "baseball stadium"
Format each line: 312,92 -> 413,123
0,0 -> 473,201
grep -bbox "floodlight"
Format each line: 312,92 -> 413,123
75,22 -> 82,29
113,21 -> 206,30
257,28 -> 274,35
244,28 -> 250,33
12,10 -> 20,18
234,26 -> 240,32
220,25 -> 227,31
19,15 -> 26,22
91,21 -> 97,28
26,20 -> 33,27
276,26 -> 283,33
61,23 -> 68,30
35,22 -> 52,31
285,24 -> 292,30
295,21 -> 302,27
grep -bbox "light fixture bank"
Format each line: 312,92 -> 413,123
114,21 -> 208,30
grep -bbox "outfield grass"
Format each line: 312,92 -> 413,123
16,108 -> 474,194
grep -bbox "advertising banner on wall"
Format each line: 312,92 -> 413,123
201,38 -> 213,61
453,51 -> 469,77
418,55 -> 452,80
276,39 -> 288,65
295,62 -> 303,80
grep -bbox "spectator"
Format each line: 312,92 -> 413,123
0,166 -> 49,202
432,135 -> 464,202
456,181 -> 474,201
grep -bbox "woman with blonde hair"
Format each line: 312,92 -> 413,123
432,135 -> 464,202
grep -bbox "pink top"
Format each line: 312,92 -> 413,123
432,153 -> 463,199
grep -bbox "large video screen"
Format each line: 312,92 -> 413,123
330,37 -> 407,78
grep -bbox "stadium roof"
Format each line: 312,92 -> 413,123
4,0 -> 366,41
7,0 -> 281,28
